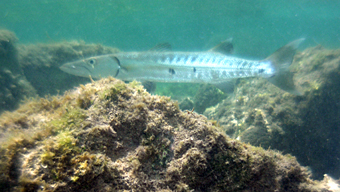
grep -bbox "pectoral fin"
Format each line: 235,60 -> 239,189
213,80 -> 236,93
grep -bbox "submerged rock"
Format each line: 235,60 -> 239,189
205,46 -> 340,180
193,84 -> 227,114
0,77 -> 332,191
179,97 -> 194,111
0,30 -> 37,114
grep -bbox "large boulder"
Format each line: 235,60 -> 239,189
0,77 -> 333,191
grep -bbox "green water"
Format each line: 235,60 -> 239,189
1,0 -> 339,57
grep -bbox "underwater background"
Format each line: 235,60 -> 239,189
1,0 -> 340,55
1,0 -> 340,191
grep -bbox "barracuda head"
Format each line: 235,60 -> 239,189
59,55 -> 121,79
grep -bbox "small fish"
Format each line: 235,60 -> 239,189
60,39 -> 304,95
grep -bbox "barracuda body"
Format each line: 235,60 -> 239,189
106,52 -> 274,83
60,39 -> 304,95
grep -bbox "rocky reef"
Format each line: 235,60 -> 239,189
205,46 -> 340,180
0,77 -> 333,191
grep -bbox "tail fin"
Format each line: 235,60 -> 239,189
265,38 -> 305,95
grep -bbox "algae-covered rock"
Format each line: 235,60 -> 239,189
205,46 -> 340,180
0,77 -> 331,191
18,41 -> 119,96
0,30 -> 37,114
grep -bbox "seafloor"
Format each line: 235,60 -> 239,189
0,29 -> 340,191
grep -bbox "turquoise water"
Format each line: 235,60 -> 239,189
1,0 -> 340,58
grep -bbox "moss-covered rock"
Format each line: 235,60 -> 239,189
0,77 -> 332,191
205,46 -> 340,180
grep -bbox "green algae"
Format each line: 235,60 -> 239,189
48,108 -> 87,132
100,81 -> 128,101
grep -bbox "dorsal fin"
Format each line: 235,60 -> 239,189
208,38 -> 233,55
149,43 -> 172,52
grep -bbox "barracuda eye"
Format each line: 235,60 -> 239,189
87,58 -> 97,68
88,59 -> 96,65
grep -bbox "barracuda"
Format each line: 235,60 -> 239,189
60,39 -> 304,95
